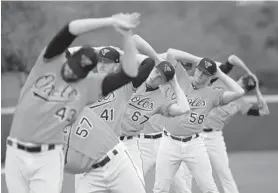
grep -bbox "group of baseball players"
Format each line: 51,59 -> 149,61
5,12 -> 270,193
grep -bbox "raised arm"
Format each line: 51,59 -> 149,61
165,75 -> 190,116
166,48 -> 202,65
215,66 -> 245,105
101,29 -> 139,96
43,13 -> 139,61
244,76 -> 270,116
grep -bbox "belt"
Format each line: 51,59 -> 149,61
7,138 -> 55,153
163,130 -> 199,143
203,128 -> 220,132
91,149 -> 118,169
138,133 -> 162,139
119,136 -> 135,141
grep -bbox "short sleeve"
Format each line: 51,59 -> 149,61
212,87 -> 225,107
157,99 -> 176,117
82,73 -> 106,105
238,98 -> 253,115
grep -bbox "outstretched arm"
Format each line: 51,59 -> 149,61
101,29 -> 139,96
43,13 -> 139,61
215,66 -> 245,105
243,76 -> 270,116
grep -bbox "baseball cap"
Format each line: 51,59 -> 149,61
241,74 -> 257,92
155,61 -> 175,82
67,45 -> 98,79
196,58 -> 217,76
99,47 -> 120,63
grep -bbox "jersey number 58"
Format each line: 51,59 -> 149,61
189,112 -> 205,124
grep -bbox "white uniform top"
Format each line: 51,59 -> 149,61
142,114 -> 166,134
10,49 -> 105,144
204,96 -> 252,131
121,84 -> 173,136
163,65 -> 224,137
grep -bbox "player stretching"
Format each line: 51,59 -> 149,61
200,55 -> 270,193
153,48 -> 245,193
5,13 -> 140,193
64,31 -> 158,193
119,41 -> 190,178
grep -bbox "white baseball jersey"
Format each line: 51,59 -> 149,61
121,84 -> 173,136
163,65 -> 224,136
10,48 -> 105,144
204,96 -> 252,130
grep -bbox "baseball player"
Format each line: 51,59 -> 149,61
153,48 -> 246,193
199,55 -> 270,193
5,13 -> 141,193
64,33 -> 159,193
119,52 -> 191,180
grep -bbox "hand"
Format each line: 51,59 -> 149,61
249,73 -> 259,88
212,65 -> 222,79
112,12 -> 140,30
114,25 -> 132,36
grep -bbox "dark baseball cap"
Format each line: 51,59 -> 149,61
196,58 -> 217,76
99,47 -> 120,63
241,74 -> 257,92
155,61 -> 175,82
67,45 -> 98,79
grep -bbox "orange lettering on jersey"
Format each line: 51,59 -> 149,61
89,92 -> 116,108
129,95 -> 154,111
33,74 -> 78,102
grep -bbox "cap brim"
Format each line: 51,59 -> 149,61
196,65 -> 213,76
155,66 -> 168,82
98,56 -> 117,63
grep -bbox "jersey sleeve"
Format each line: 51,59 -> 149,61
83,73 -> 106,105
212,87 -> 225,107
238,98 -> 253,115
157,99 -> 176,117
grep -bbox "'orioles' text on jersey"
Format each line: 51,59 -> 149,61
88,83 -> 134,136
121,84 -> 173,136
10,49 -> 105,144
164,65 -> 224,137
204,96 -> 251,131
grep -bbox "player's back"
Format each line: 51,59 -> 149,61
10,50 -> 100,144
67,106 -> 119,164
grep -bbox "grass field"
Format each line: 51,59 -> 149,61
1,151 -> 278,193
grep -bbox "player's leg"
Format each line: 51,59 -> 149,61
170,162 -> 193,193
5,146 -> 29,193
76,168 -> 109,193
204,131 -> 239,193
109,148 -> 146,193
153,136 -> 182,193
184,136 -> 219,193
138,137 -> 158,177
122,138 -> 144,178
29,146 -> 64,193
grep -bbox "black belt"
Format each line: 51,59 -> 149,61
140,133 -> 162,139
7,138 -> 55,153
92,149 -> 118,169
163,130 -> 199,143
119,136 -> 134,141
203,128 -> 213,132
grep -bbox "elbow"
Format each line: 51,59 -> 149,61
238,88 -> 245,97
